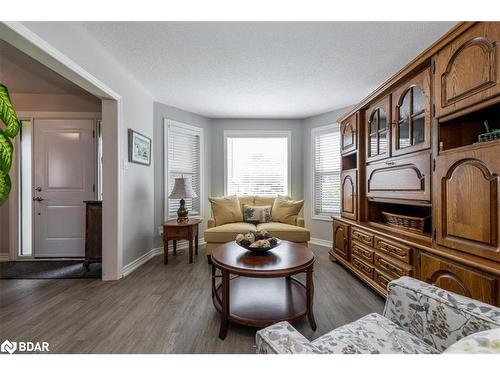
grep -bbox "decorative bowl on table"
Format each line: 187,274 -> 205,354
235,230 -> 281,253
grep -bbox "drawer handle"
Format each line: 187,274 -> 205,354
376,274 -> 390,287
353,245 -> 371,260
353,259 -> 371,274
385,161 -> 396,166
376,257 -> 403,276
378,240 -> 407,257
353,231 -> 371,242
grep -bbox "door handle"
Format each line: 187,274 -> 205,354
33,197 -> 45,202
35,187 -> 42,192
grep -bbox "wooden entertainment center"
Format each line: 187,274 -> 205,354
331,22 -> 500,306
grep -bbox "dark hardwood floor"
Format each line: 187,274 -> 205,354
0,244 -> 384,353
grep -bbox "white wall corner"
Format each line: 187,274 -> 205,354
121,238 -> 206,277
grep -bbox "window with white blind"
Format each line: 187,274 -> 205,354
312,124 -> 341,218
165,120 -> 203,219
225,131 -> 290,196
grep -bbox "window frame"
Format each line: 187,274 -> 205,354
311,123 -> 341,221
164,118 -> 204,221
223,130 -> 292,197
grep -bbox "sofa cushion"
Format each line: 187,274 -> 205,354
238,196 -> 255,215
311,313 -> 439,354
256,222 -> 310,242
208,195 -> 243,226
271,196 -> 304,225
204,222 -> 257,243
443,327 -> 500,354
243,205 -> 272,223
254,196 -> 276,207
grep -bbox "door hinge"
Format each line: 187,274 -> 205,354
433,158 -> 436,172
432,103 -> 436,117
433,228 -> 436,241
432,59 -> 436,74
92,183 -> 95,193
92,130 -> 95,138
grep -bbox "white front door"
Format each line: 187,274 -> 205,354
33,119 -> 96,257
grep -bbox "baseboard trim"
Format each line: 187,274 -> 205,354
309,237 -> 332,248
0,253 -> 10,262
121,238 -> 205,277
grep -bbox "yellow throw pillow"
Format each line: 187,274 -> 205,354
208,195 -> 243,226
271,196 -> 304,225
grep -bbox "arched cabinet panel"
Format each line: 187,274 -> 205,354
366,95 -> 391,163
420,253 -> 497,305
333,221 -> 350,260
434,23 -> 500,118
391,68 -> 431,156
434,143 -> 500,261
340,113 -> 357,155
341,170 -> 357,220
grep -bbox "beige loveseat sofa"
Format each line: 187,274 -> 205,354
204,195 -> 310,262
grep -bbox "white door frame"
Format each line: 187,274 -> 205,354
0,22 -> 123,280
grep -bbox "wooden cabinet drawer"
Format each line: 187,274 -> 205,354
352,255 -> 374,279
374,253 -> 411,279
374,236 -> 412,264
166,226 -> 189,238
374,269 -> 393,291
351,227 -> 374,247
351,242 -> 374,264
333,220 -> 350,260
420,252 -> 498,306
366,150 -> 431,202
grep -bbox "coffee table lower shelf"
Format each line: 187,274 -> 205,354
212,276 -> 308,328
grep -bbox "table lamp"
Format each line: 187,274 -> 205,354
168,176 -> 197,222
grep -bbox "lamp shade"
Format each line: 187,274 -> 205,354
168,177 -> 197,199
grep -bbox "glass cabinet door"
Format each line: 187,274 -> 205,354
366,96 -> 391,162
392,68 -> 431,156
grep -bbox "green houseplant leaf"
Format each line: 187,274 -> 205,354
0,84 -> 21,206
0,170 -> 11,206
0,130 -> 13,172
0,84 -> 21,138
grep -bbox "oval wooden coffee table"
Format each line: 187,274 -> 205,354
211,240 -> 316,339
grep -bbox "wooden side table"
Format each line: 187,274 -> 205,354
163,218 -> 202,264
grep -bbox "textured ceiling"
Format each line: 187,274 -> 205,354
0,39 -> 94,96
77,22 -> 455,118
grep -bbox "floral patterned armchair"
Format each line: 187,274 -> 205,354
256,277 -> 500,354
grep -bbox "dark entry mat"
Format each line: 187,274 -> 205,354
0,261 -> 101,279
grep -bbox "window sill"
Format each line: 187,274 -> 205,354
311,215 -> 335,222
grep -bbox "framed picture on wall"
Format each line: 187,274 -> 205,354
128,129 -> 152,166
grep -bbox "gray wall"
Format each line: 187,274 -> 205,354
22,22 -> 155,270
302,105 -> 354,242
209,119 -> 304,199
153,102 -> 212,247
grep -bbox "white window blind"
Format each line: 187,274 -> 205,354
313,125 -> 341,217
166,122 -> 201,219
226,134 -> 289,196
